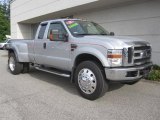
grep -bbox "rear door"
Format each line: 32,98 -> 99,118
34,23 -> 48,64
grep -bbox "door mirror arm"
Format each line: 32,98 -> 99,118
64,34 -> 69,42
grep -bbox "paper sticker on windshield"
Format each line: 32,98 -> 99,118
66,21 -> 74,25
68,23 -> 78,29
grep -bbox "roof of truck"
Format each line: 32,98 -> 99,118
41,18 -> 82,24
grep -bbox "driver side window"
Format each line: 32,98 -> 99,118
48,22 -> 67,40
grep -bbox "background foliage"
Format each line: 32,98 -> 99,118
147,65 -> 160,81
0,0 -> 10,42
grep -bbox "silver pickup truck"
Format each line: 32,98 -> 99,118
7,19 -> 152,100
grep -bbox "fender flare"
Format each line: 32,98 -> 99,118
8,48 -> 20,62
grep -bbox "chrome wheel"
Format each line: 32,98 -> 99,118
9,56 -> 15,71
78,68 -> 97,94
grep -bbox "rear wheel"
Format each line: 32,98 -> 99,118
75,61 -> 108,100
8,53 -> 23,75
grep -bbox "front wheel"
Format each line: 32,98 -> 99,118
8,53 -> 23,75
75,61 -> 108,100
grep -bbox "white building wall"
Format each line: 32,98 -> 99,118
10,0 -> 97,39
75,0 -> 160,65
10,0 -> 160,65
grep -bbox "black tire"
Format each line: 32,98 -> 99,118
8,53 -> 23,75
22,63 -> 30,73
75,61 -> 108,100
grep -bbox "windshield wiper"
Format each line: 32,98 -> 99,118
76,34 -> 105,36
76,33 -> 108,36
100,34 -> 108,35
75,34 -> 94,36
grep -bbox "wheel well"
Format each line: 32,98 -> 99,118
74,54 -> 104,68
8,49 -> 14,56
71,54 -> 105,83
8,49 -> 19,62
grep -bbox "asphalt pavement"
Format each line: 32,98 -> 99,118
0,50 -> 160,120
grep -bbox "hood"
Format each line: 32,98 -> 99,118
74,35 -> 149,49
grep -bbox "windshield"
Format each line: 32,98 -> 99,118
65,20 -> 109,36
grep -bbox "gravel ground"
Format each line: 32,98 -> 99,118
0,50 -> 160,120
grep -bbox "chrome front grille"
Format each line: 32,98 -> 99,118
128,47 -> 133,64
123,42 -> 152,66
131,45 -> 151,65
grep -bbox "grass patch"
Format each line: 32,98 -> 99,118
146,65 -> 160,81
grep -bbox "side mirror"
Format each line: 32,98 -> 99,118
110,32 -> 115,36
49,29 -> 68,42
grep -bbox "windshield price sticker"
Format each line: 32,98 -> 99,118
68,23 -> 79,29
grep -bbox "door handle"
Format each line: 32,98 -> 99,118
43,43 -> 46,49
71,44 -> 77,51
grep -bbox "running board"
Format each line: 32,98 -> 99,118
35,66 -> 70,78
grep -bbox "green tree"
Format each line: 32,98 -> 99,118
0,1 -> 10,42
1,0 -> 10,20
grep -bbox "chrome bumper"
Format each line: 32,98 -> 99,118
105,63 -> 152,81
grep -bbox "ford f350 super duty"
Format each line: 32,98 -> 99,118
7,19 -> 152,100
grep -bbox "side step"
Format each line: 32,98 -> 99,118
35,66 -> 70,78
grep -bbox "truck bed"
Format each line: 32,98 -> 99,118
7,39 -> 35,63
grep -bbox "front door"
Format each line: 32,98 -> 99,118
43,22 -> 70,70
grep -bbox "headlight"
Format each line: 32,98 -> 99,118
107,49 -> 123,67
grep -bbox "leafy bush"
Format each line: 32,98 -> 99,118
147,65 -> 160,81
153,65 -> 160,70
147,70 -> 160,81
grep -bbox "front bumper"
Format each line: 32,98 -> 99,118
105,63 -> 152,81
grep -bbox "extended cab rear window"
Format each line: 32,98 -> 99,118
38,23 -> 47,39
